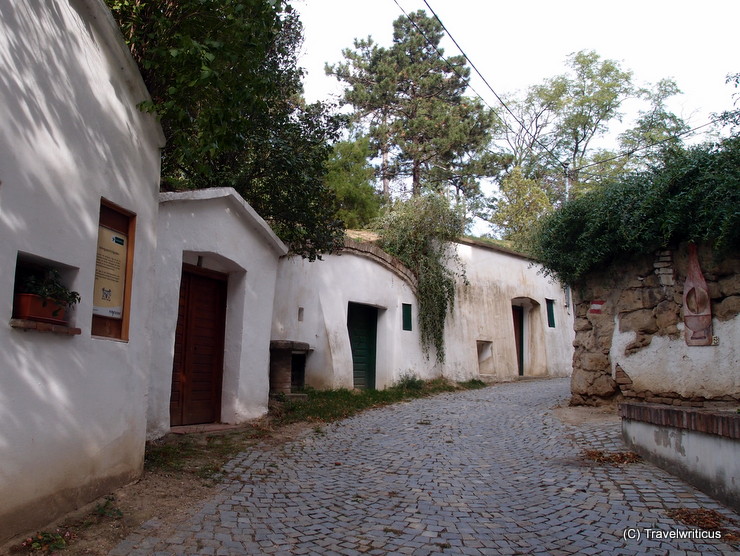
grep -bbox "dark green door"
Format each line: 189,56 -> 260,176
347,303 -> 377,390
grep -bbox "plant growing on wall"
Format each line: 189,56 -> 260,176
527,135 -> 740,284
374,195 -> 466,362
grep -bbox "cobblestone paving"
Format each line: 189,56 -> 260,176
111,379 -> 739,555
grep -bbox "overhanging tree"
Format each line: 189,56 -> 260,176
106,0 -> 344,259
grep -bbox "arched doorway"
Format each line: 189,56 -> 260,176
170,265 -> 227,426
511,297 -> 541,377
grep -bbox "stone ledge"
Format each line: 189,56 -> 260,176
9,318 -> 81,336
270,340 -> 312,352
619,402 -> 740,440
341,238 -> 417,287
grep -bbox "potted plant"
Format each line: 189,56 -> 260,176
13,268 -> 81,325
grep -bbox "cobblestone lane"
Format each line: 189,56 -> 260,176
111,379 -> 739,555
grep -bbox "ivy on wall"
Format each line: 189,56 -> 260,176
528,136 -> 740,285
374,196 -> 467,362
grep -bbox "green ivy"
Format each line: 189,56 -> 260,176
374,196 -> 466,362
528,136 -> 740,284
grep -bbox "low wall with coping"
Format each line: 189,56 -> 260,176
620,402 -> 740,512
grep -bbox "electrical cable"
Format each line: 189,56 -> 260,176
387,0 -> 724,187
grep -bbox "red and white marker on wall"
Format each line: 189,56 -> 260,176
588,300 -> 606,314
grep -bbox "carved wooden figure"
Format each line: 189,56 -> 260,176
682,243 -> 712,346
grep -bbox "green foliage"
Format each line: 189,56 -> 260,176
457,379 -> 486,390
324,135 -> 382,228
274,377 -> 481,424
489,167 -> 553,248
19,268 -> 81,309
718,72 -> 740,131
528,136 -> 740,284
105,0 -> 344,259
20,530 -> 73,552
494,51 -> 687,209
394,372 -> 425,391
618,78 -> 689,169
93,496 -> 123,519
327,10 -> 500,200
554,50 -> 634,178
373,196 -> 466,361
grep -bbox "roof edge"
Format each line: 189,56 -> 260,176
159,188 -> 289,256
455,237 -> 535,262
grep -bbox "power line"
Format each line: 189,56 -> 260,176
389,0 -> 557,163
577,118 -> 721,172
391,0 -> 721,183
419,0 -> 566,170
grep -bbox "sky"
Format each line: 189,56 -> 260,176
293,0 -> 739,138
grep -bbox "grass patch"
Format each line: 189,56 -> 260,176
458,379 -> 486,389
271,377 -> 481,425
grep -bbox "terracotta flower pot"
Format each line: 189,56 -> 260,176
13,293 -> 68,325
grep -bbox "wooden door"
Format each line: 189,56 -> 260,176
512,305 -> 524,376
170,267 -> 227,426
347,303 -> 377,390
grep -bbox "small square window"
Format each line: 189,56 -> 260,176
402,303 -> 412,331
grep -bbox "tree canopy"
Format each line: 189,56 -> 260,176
324,135 -> 382,229
489,50 -> 689,240
106,0 -> 344,259
327,10 -> 500,201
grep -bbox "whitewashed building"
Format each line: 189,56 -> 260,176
271,237 -> 574,391
148,189 -> 287,439
445,239 -> 574,382
0,1 -> 576,544
0,0 -> 164,540
272,239 -> 435,390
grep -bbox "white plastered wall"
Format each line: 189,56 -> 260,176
273,252 -> 437,390
273,240 -> 575,389
148,189 -> 287,439
0,0 -> 163,541
612,317 -> 740,398
444,241 -> 574,381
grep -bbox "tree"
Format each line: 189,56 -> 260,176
105,0 -> 344,259
618,78 -> 689,170
490,51 -> 688,238
327,10 -> 499,200
717,72 -> 740,132
489,167 -> 552,248
550,50 -> 634,193
324,135 -> 382,229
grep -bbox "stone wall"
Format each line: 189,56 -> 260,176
571,243 -> 740,406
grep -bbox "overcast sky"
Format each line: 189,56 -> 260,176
294,0 -> 739,138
